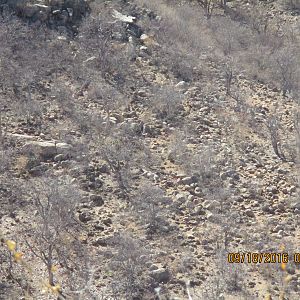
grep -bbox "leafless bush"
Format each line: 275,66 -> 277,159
149,85 -> 184,121
0,238 -> 32,299
196,0 -> 217,19
167,130 -> 191,164
201,251 -> 247,299
50,80 -> 75,117
78,11 -> 133,89
109,233 -> 151,299
182,144 -> 223,195
272,46 -> 299,96
210,16 -> 252,57
265,115 -> 286,161
137,0 -> 212,81
132,183 -> 172,235
88,81 -> 128,122
0,15 -> 73,127
21,177 -> 93,298
96,124 -> 153,195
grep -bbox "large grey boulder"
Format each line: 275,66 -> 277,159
24,140 -> 72,160
0,0 -> 90,31
150,267 -> 171,283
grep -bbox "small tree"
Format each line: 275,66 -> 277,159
265,115 -> 286,161
196,0 -> 216,19
272,46 -> 299,97
22,177 -> 90,298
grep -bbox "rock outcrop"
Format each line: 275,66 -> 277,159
0,0 -> 90,33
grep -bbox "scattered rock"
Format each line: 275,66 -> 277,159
245,209 -> 255,218
24,140 -> 72,160
29,164 -> 48,176
112,9 -> 136,23
92,238 -> 108,247
79,211 -> 92,223
203,200 -> 220,211
142,124 -> 156,136
220,170 -> 240,181
150,267 -> 171,283
103,218 -> 112,226
54,153 -> 69,162
98,163 -> 110,174
140,33 -> 150,42
266,185 -> 278,194
175,81 -> 187,90
181,176 -> 198,185
90,194 -> 104,207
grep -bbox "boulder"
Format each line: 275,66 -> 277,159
29,164 -> 48,176
150,267 -> 171,283
90,194 -> 104,207
245,209 -> 255,218
24,140 -> 72,160
78,211 -> 92,223
54,153 -> 69,162
112,9 -> 136,23
22,4 -> 39,17
175,81 -> 187,90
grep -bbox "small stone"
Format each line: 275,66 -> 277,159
194,187 -> 202,196
98,163 -> 109,173
92,238 -> 108,247
149,264 -> 159,271
140,45 -> 148,51
79,212 -> 92,223
140,33 -> 150,42
103,218 -> 112,226
142,124 -> 156,136
181,176 -> 195,185
207,212 -> 215,222
175,81 -> 187,89
112,9 -> 136,23
245,209 -> 255,218
90,194 -> 104,207
54,153 -> 68,162
277,203 -> 285,211
266,186 -> 278,194
204,200 -> 220,211
150,268 -> 171,283
294,208 -> 300,214
175,193 -> 186,203
29,164 -> 48,176
136,89 -> 147,97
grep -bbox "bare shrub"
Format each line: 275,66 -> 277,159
182,144 -> 223,195
265,115 -> 286,161
149,85 -> 184,121
167,130 -> 191,164
96,123 -> 154,195
50,80 -> 76,117
109,233 -> 151,299
77,11 -> 132,89
88,81 -> 128,123
21,177 -> 93,298
272,46 -> 299,96
137,0 -> 212,81
132,183 -> 172,235
209,16 -> 252,57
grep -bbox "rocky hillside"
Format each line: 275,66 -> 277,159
0,0 -> 299,299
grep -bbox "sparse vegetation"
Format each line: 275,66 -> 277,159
0,0 -> 299,299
